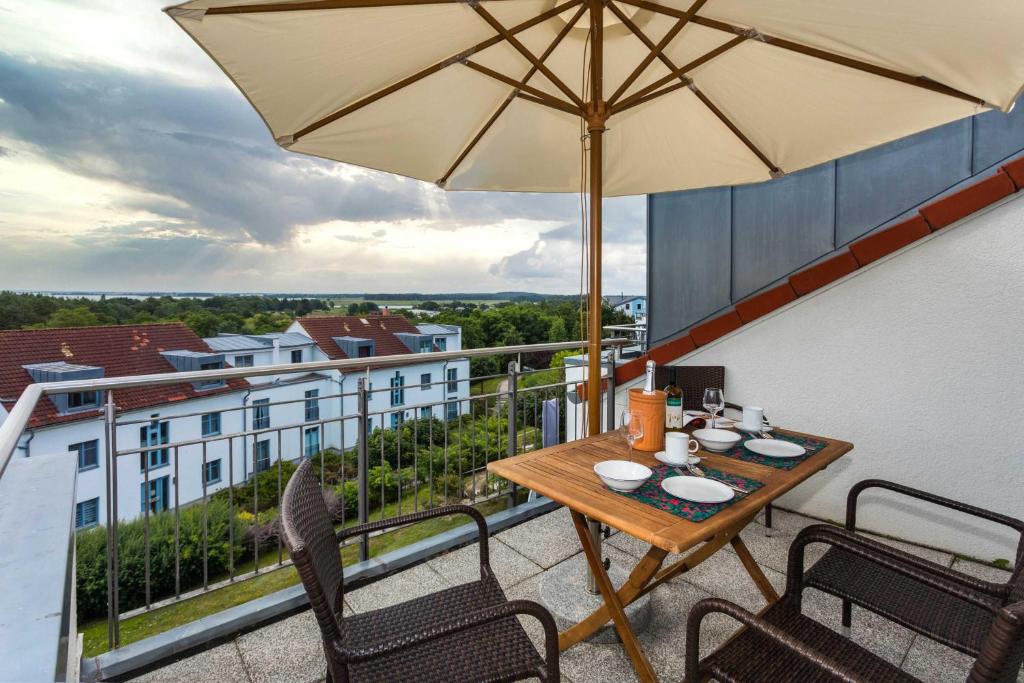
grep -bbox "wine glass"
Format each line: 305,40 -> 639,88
620,411 -> 644,461
703,388 -> 725,429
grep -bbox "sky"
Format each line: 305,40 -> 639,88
0,0 -> 646,296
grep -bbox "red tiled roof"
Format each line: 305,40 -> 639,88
294,315 -> 422,361
0,322 -> 247,429
618,160 -> 1024,385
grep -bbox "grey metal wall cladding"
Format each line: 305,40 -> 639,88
648,187 -> 732,344
835,120 -> 972,246
732,164 -> 836,300
647,96 -> 1024,347
973,104 -> 1024,172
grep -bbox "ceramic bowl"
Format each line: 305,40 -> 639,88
692,428 -> 742,452
593,459 -> 652,492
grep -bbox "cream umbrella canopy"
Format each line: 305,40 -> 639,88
167,0 -> 1024,435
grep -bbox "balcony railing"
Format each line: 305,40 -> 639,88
0,338 -> 627,679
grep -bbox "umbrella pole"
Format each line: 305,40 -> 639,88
586,0 -> 606,437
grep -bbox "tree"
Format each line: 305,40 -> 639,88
547,317 -> 568,343
44,306 -> 100,328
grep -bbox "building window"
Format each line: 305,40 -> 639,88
420,373 -> 431,389
139,421 -> 170,471
140,475 -> 170,514
204,459 -> 222,485
71,439 -> 99,471
390,372 -> 405,406
291,349 -> 303,364
201,412 -> 221,437
66,391 -> 101,412
420,406 -> 431,420
304,427 -> 320,458
367,416 -> 374,432
197,360 -> 226,390
304,389 -> 320,422
436,337 -> 447,352
419,338 -> 433,353
234,354 -> 254,368
76,498 -> 99,529
358,346 -> 372,358
252,398 -> 270,430
390,412 -> 402,429
446,367 -> 458,393
446,402 -> 459,421
254,439 -> 271,472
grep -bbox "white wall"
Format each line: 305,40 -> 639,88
621,194 -> 1024,564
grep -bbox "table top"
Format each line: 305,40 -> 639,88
488,429 -> 852,554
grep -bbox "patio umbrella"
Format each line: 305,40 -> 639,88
167,0 -> 1024,435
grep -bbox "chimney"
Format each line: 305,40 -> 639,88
272,338 -> 281,365
382,306 -> 390,316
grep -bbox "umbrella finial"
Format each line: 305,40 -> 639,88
165,8 -> 206,22
275,134 -> 295,149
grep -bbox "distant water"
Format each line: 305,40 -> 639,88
16,291 -> 211,301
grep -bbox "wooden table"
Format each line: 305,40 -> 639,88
488,428 -> 852,682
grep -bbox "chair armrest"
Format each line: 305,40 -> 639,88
338,504 -> 490,571
787,524 -> 1007,607
684,598 -> 868,683
334,598 -> 560,680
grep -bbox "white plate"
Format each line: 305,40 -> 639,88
654,451 -> 700,466
737,423 -> 773,434
661,476 -> 734,504
744,439 -> 805,458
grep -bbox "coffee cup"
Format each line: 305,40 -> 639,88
742,406 -> 764,432
664,432 -> 699,464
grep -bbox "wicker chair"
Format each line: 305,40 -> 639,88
684,524 -> 1024,682
279,459 -> 561,683
804,479 -> 1024,656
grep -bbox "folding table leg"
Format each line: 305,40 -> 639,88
731,535 -> 780,603
569,510 -> 659,683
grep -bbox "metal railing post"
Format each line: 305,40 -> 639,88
604,353 -> 616,433
506,360 -> 518,508
103,390 -> 120,648
356,378 -> 370,562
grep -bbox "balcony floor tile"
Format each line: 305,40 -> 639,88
495,507 -> 583,569
129,641 -> 251,683
235,611 -> 325,683
427,536 -> 544,589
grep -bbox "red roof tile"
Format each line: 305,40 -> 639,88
0,322 -> 247,429
294,315 -> 422,362
919,171 -> 1016,230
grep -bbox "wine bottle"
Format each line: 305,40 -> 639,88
642,360 -> 656,394
665,378 -> 683,431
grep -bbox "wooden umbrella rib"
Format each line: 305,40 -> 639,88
471,3 -> 586,110
606,0 -> 707,107
514,92 -> 583,117
689,85 -> 781,174
437,3 -> 587,186
463,61 -> 581,114
616,0 -> 987,106
611,36 -> 744,113
287,0 -> 582,141
205,0 -> 519,13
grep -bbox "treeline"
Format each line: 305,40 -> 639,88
358,292 -> 576,303
0,292 -> 330,337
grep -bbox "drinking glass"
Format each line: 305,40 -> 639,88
703,388 -> 725,428
620,411 -> 644,461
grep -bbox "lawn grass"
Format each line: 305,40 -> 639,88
80,489 -> 512,657
470,376 -> 503,397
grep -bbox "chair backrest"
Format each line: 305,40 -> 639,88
280,458 -> 345,643
969,601 -> 1024,683
655,365 -> 726,412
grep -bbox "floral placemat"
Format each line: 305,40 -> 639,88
609,464 -> 764,522
720,432 -> 828,470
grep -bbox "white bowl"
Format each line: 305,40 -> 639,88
594,460 -> 652,492
692,428 -> 742,452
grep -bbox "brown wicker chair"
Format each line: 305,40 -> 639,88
684,524 -> 1024,682
280,459 -> 561,683
805,479 -> 1024,657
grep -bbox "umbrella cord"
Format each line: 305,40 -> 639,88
579,20 -> 592,435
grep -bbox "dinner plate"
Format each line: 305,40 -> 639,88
654,451 -> 700,466
744,439 -> 805,458
661,476 -> 734,504
736,423 -> 773,434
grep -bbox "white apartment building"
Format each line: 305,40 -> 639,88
0,316 -> 469,529
605,294 -> 647,322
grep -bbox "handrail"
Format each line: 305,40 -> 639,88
0,338 -> 627,479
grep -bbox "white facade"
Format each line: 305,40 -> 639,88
609,296 -> 646,321
2,322 -> 470,529
616,193 -> 1024,564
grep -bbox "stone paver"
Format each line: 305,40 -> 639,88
428,535 -> 543,589
129,641 -> 251,683
135,507 -> 1019,683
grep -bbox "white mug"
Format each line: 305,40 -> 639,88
742,406 -> 764,432
664,432 -> 699,464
